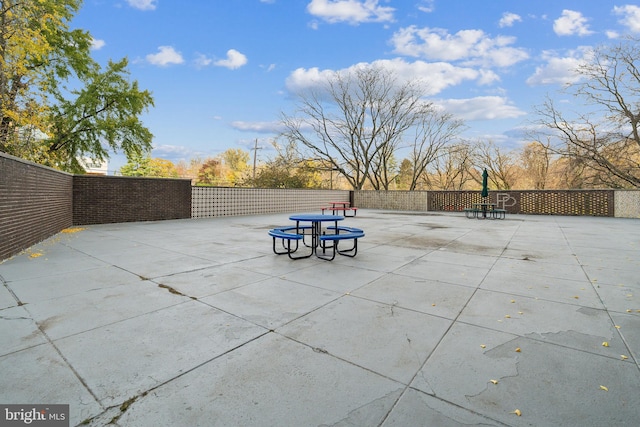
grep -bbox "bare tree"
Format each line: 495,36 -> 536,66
404,108 -> 465,190
519,140 -> 553,189
552,155 -> 592,188
473,140 -> 518,190
533,36 -> 640,188
424,142 -> 475,190
281,66 -> 438,190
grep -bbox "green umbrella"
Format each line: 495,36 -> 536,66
481,168 -> 489,198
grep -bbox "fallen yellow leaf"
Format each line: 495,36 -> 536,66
515,347 -> 521,352
600,385 -> 608,392
61,227 -> 85,233
627,309 -> 632,313
480,344 -> 486,348
518,311 -> 524,315
621,355 -> 628,360
29,252 -> 43,258
505,314 -> 511,318
510,300 -> 516,303
490,379 -> 498,384
573,296 -> 579,299
615,325 -> 621,329
432,303 -> 436,306
512,409 -> 522,416
602,342 -> 609,347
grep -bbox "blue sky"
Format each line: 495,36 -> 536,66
73,0 -> 640,172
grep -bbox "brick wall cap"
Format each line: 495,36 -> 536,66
0,151 -> 73,176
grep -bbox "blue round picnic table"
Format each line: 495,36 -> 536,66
289,214 -> 344,254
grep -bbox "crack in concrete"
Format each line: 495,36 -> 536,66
157,283 -> 198,300
0,315 -> 31,321
319,387 -> 404,427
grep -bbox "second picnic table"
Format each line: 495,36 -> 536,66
322,201 -> 358,217
464,203 -> 506,219
473,202 -> 496,219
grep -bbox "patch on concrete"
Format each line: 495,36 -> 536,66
417,222 -> 450,229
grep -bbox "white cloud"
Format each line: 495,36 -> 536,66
437,96 -> 526,121
91,38 -> 105,50
230,121 -> 285,133
613,5 -> 640,33
126,0 -> 157,11
285,58 -> 499,96
553,10 -> 593,36
153,144 -> 194,158
606,30 -> 620,39
499,12 -> 522,28
526,48 -> 591,86
194,53 -> 213,68
285,67 -> 337,92
214,49 -> 248,70
146,46 -> 184,66
151,144 -> 222,163
390,26 -> 529,68
306,0 -> 395,25
195,50 -> 248,70
417,0 -> 435,13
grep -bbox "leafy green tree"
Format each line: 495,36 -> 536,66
396,159 -> 414,190
119,152 -> 178,178
0,0 -> 153,172
221,148 -> 250,185
197,158 -> 224,186
251,162 -> 322,188
249,140 -> 322,188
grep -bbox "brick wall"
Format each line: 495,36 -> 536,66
358,189 -> 618,217
73,175 -> 192,225
0,153 -> 73,260
512,190 -> 614,216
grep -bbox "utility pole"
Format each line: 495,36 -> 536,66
251,139 -> 262,182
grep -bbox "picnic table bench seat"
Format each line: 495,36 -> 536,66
317,226 -> 364,261
491,208 -> 506,219
463,208 -> 480,218
463,207 -> 507,219
268,226 -> 314,259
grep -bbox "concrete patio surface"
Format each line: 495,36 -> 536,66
1,210 -> 639,426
